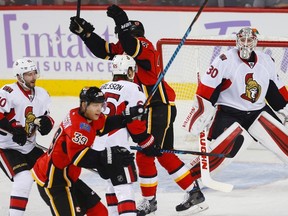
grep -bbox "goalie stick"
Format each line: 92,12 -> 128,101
130,137 -> 242,158
144,0 -> 208,107
198,128 -> 244,193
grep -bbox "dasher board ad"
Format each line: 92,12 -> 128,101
1,9 -> 288,79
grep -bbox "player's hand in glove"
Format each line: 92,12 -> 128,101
123,103 -> 147,123
139,134 -> 162,157
69,16 -> 95,40
101,146 -> 134,167
11,122 -> 27,146
107,4 -> 129,26
34,115 -> 54,135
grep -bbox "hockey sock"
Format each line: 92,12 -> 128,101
9,170 -> 34,216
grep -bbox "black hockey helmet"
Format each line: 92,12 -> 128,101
129,20 -> 145,37
80,86 -> 105,104
114,20 -> 145,37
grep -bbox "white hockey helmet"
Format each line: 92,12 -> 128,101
13,58 -> 38,77
236,27 -> 259,59
112,54 -> 137,80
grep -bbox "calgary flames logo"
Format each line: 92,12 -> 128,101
241,73 -> 261,103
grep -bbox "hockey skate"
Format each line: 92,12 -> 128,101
137,196 -> 157,216
175,186 -> 208,215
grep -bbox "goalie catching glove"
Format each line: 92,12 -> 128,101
69,16 -> 95,40
34,115 -> 54,135
182,95 -> 216,135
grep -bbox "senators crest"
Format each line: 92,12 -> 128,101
241,73 -> 261,103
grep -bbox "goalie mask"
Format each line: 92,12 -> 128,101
112,54 -> 137,81
236,27 -> 259,59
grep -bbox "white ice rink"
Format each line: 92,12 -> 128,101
1,97 -> 288,216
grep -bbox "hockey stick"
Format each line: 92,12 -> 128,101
198,129 -> 244,192
76,0 -> 81,18
130,139 -> 242,158
144,0 -> 208,107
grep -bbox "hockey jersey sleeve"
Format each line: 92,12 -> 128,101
265,59 -> 288,111
83,32 -> 124,60
196,53 -> 231,105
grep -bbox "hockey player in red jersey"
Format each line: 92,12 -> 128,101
93,54 -> 161,216
69,4 -> 207,215
183,27 -> 288,187
31,86 -> 146,216
0,58 -> 54,216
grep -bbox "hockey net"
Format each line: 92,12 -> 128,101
157,36 -> 288,150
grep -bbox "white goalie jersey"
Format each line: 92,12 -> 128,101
92,80 -> 146,150
0,83 -> 52,154
198,47 -> 287,111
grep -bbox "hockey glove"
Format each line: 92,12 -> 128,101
11,122 -> 27,146
69,16 -> 95,40
107,4 -> 129,26
123,104 -> 146,123
34,115 -> 54,135
139,134 -> 162,157
101,146 -> 134,167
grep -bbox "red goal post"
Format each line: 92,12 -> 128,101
156,37 -> 288,148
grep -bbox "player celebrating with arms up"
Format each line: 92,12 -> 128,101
31,86 -> 145,216
69,4 -> 208,215
0,58 -> 54,216
183,27 -> 288,181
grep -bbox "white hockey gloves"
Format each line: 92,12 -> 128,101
182,95 -> 216,135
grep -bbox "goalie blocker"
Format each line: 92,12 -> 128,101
182,95 -> 216,135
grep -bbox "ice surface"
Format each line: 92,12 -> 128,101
1,97 -> 287,216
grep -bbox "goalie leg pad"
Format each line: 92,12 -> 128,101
248,111 -> 288,163
182,95 -> 216,135
190,122 -> 254,179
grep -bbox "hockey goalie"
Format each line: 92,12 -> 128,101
183,27 -> 288,186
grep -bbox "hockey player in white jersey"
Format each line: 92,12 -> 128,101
182,27 -> 288,186
0,58 -> 54,216
92,54 -> 160,216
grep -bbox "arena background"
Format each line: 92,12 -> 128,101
1,5 -> 288,96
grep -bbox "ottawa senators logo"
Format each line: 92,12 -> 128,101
241,73 -> 261,103
25,107 -> 37,137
